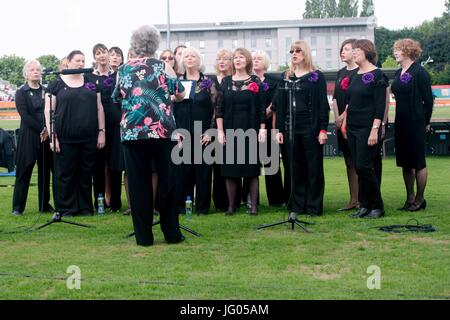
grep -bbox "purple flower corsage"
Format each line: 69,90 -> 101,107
400,72 -> 413,84
199,78 -> 213,90
103,76 -> 114,88
85,82 -> 97,92
361,72 -> 375,85
262,82 -> 270,92
308,71 -> 319,83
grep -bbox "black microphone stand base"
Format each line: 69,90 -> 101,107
257,213 -> 314,233
127,220 -> 202,238
35,212 -> 94,230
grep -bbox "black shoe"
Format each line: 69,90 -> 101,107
398,201 -> 414,211
167,235 -> 185,244
12,210 -> 22,216
364,209 -> 385,219
349,208 -> 370,218
408,200 -> 427,212
247,210 -> 258,216
225,210 -> 236,216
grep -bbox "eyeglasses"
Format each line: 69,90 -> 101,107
289,49 -> 302,54
161,56 -> 174,61
216,58 -> 231,62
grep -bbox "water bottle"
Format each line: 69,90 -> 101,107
98,194 -> 105,216
185,196 -> 193,220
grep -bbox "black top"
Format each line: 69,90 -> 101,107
47,76 -> 99,143
216,75 -> 265,130
273,70 -> 329,138
391,62 -> 434,125
346,69 -> 388,128
174,73 -> 220,133
14,84 -> 46,167
333,67 -> 359,115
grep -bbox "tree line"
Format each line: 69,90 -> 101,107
303,0 -> 374,18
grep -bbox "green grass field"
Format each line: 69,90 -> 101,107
0,158 -> 449,300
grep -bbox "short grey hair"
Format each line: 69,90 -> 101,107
22,60 -> 41,80
130,25 -> 161,58
179,47 -> 206,74
252,50 -> 271,71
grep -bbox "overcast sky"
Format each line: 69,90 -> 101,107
0,0 -> 446,64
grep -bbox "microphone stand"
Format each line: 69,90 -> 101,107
35,72 -> 93,230
258,79 -> 314,232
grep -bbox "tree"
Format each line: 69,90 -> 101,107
445,0 -> 450,15
37,54 -> 60,82
0,55 -> 26,87
324,0 -> 338,18
37,54 -> 60,71
360,0 -> 374,17
304,0 -> 325,18
422,31 -> 450,71
337,0 -> 359,18
382,56 -> 399,69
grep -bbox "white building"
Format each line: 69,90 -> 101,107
156,16 -> 377,73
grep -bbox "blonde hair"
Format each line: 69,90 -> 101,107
215,49 -> 233,75
232,48 -> 253,75
286,41 -> 315,79
179,47 -> 205,74
58,57 -> 68,71
394,38 -> 423,61
252,50 -> 271,72
22,60 -> 41,80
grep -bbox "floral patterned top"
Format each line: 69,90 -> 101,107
112,58 -> 185,142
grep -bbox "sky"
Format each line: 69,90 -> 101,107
0,0 -> 446,64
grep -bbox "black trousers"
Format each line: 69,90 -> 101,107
212,163 -> 228,211
286,130 -> 325,215
347,126 -> 384,211
12,141 -> 53,213
123,139 -> 182,246
54,141 -> 96,215
93,148 -> 106,209
109,169 -> 123,211
181,162 -> 212,214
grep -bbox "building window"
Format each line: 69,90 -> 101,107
251,38 -> 257,48
199,41 -> 205,49
265,38 -> 272,48
326,35 -> 332,45
311,49 -> 317,57
326,49 -> 332,58
311,36 -> 317,46
326,61 -> 333,70
232,39 -> 238,48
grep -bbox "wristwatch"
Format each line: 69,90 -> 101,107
98,128 -> 106,132
372,125 -> 380,130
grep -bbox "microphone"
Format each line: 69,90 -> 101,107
61,68 -> 94,75
42,68 -> 94,75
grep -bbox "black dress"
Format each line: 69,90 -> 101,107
391,62 -> 434,170
211,76 -> 229,211
333,67 -> 359,156
48,76 -> 99,215
216,76 -> 265,178
12,84 -> 53,213
173,73 -> 218,214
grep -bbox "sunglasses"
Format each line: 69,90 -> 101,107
289,49 -> 302,54
161,56 -> 174,61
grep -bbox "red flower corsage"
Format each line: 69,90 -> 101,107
340,76 -> 350,91
248,82 -> 260,94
